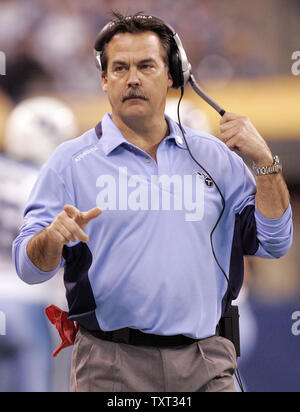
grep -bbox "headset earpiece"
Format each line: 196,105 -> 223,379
169,48 -> 184,89
166,27 -> 192,89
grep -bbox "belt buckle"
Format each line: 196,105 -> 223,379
111,328 -> 131,344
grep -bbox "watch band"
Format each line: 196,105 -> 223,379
252,155 -> 282,176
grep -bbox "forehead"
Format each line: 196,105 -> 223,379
105,31 -> 166,62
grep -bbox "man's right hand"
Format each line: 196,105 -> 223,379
27,205 -> 102,272
47,205 -> 102,246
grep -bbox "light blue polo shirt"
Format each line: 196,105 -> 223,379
12,113 -> 293,339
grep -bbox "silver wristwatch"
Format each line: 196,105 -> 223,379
252,155 -> 282,176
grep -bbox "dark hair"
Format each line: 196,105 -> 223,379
97,11 -> 173,74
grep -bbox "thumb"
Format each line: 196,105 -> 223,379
80,207 -> 102,226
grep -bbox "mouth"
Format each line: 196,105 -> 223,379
121,95 -> 149,103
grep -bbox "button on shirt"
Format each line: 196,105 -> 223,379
13,113 -> 293,339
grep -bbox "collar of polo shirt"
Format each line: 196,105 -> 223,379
98,113 -> 188,156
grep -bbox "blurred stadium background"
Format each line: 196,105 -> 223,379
0,0 -> 299,392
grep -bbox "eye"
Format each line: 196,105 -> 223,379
114,66 -> 127,73
140,64 -> 154,70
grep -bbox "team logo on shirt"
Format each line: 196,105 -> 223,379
96,167 -> 205,222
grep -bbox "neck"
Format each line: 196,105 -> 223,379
111,113 -> 169,160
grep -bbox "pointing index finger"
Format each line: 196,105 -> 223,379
81,207 -> 102,226
63,204 -> 102,228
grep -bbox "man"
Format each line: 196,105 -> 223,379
13,13 -> 292,392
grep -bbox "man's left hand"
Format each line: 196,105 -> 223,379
220,112 -> 273,167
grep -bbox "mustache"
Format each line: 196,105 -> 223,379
121,90 -> 149,102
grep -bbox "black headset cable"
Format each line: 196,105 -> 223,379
176,86 -> 245,393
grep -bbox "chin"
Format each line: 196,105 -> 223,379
122,108 -> 148,119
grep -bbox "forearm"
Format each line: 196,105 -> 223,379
255,173 -> 290,219
27,226 -> 64,272
220,113 -> 291,219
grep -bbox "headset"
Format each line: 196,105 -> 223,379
94,14 -> 244,392
94,14 -> 225,116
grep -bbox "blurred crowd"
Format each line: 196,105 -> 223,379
0,0 -> 299,392
1,0 -> 300,102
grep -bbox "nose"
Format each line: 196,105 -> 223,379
127,66 -> 141,87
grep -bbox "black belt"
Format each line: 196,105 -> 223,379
80,325 -> 199,347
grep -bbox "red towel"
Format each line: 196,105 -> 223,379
45,305 -> 78,357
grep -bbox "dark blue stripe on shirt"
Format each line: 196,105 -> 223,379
222,205 -> 259,314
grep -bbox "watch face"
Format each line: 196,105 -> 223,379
273,155 -> 280,164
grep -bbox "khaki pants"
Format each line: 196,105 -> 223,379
70,326 -> 237,392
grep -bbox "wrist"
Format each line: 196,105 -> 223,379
252,155 -> 282,176
27,226 -> 64,272
252,153 -> 273,167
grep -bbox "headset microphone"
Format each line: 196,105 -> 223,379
163,20 -> 226,117
189,75 -> 226,117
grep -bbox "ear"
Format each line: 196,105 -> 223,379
101,72 -> 108,92
167,72 -> 173,89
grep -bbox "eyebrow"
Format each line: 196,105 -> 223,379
138,58 -> 157,65
111,58 -> 158,67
